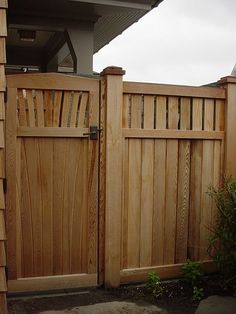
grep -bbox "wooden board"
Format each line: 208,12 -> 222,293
0,38 -> 6,64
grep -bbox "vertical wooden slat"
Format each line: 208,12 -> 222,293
192,98 -> 203,130
156,96 -> 167,129
44,91 -> 53,127
215,99 -> 225,131
131,95 -> 142,128
152,140 -> 166,265
87,89 -> 99,276
53,140 -> 66,275
152,96 -> 167,265
140,96 -> 154,267
40,139 -> 53,275
164,96 -> 178,264
78,92 -> 88,128
180,97 -> 191,130
53,91 -> 62,127
188,141 -> 202,260
18,90 -> 27,127
168,97 -> 179,129
188,98 -> 203,260
175,140 -> 190,263
127,94 -> 142,268
20,139 -> 34,277
70,92 -> 80,127
175,97 -> 191,263
35,90 -> 45,127
199,99 -> 214,260
122,94 -> 129,128
61,91 -> 71,127
164,140 -> 178,264
70,140 -> 88,273
26,90 -> 35,127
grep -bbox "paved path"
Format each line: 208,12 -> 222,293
40,301 -> 168,314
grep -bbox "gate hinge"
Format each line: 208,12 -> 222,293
3,178 -> 7,194
4,88 -> 7,103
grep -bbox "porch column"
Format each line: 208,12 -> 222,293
0,0 -> 8,312
218,76 -> 236,177
100,66 -> 125,287
67,27 -> 94,75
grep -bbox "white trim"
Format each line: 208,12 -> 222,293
69,0 -> 151,10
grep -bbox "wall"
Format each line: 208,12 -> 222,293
0,0 -> 7,312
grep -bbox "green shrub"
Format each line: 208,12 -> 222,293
208,177 -> 236,279
182,259 -> 204,300
182,259 -> 204,287
147,272 -> 163,296
192,286 -> 204,301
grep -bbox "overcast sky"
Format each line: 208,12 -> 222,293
94,0 -> 236,86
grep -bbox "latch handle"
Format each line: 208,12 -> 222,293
83,126 -> 102,140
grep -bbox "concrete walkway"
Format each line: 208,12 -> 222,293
39,301 -> 168,314
195,296 -> 236,314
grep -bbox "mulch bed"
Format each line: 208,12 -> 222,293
7,275 -> 236,314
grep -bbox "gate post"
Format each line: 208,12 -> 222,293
100,66 -> 125,287
218,76 -> 236,177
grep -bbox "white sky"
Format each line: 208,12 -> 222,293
94,0 -> 236,86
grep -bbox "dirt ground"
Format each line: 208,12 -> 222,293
8,275 -> 235,314
7,284 -> 198,314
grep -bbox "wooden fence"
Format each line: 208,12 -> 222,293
2,67 -> 236,299
100,67 -> 234,287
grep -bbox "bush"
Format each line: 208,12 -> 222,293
208,177 -> 236,280
182,259 -> 204,301
147,272 -> 163,297
182,259 -> 204,287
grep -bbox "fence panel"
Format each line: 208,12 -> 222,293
120,82 -> 225,283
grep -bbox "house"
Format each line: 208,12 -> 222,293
6,0 -> 164,75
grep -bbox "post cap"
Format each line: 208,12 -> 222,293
218,76 -> 236,85
100,66 -> 126,76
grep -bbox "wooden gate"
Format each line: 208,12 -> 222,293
6,74 -> 99,292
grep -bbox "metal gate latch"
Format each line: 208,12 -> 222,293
83,126 -> 102,140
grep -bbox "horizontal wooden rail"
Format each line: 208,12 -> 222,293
123,82 -> 226,99
7,73 -> 99,91
17,127 -> 89,138
120,261 -> 217,284
8,273 -> 97,293
123,129 -> 224,140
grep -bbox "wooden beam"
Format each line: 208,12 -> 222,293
8,273 -> 97,293
17,127 -> 89,138
123,129 -> 224,140
124,81 -> 226,99
120,261 -> 217,284
7,73 -> 99,91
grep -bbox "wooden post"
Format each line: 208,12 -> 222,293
0,0 -> 7,312
100,66 -> 125,287
218,76 -> 236,177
